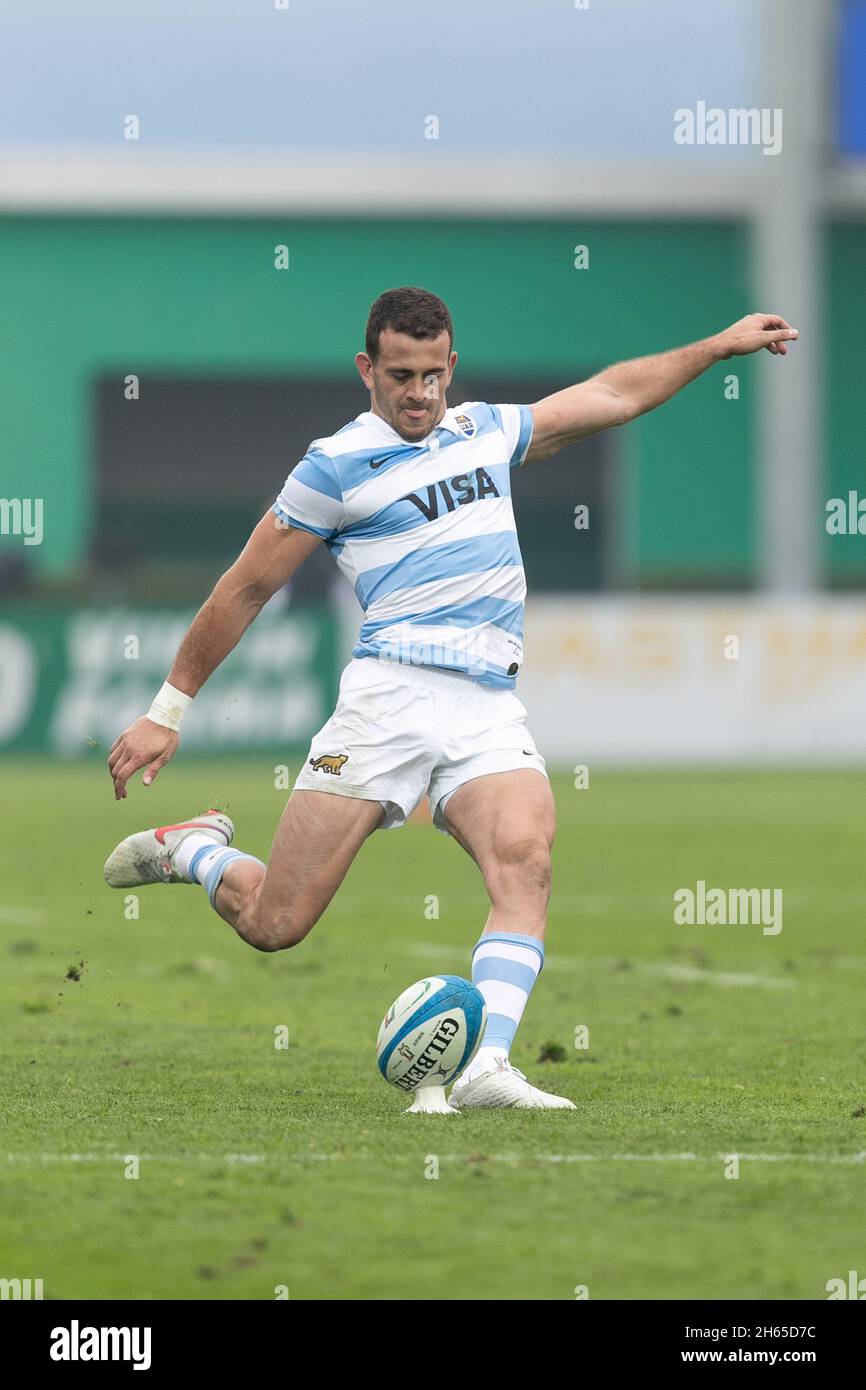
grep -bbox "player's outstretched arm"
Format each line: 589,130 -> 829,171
525,312 -> 798,462
108,515 -> 321,800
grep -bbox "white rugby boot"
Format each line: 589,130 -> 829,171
103,810 -> 234,888
449,1055 -> 576,1110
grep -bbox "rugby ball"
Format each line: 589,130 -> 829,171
376,975 -> 486,1094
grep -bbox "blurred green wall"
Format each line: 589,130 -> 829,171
826,223 -> 866,585
3,214 -> 848,587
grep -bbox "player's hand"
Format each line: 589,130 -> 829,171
715,313 -> 799,359
108,717 -> 179,800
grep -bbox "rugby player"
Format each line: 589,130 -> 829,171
104,287 -> 796,1110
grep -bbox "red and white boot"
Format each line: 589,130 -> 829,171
103,811 -> 234,888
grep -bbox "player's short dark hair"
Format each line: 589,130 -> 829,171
365,287 -> 453,361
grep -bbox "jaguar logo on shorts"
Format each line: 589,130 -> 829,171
309,753 -> 349,775
454,413 -> 476,438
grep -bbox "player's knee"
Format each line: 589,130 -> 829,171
489,835 -> 552,901
253,905 -> 315,952
252,927 -> 302,953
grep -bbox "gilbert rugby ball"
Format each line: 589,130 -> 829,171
376,975 -> 486,1094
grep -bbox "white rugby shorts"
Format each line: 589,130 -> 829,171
293,656 -> 548,832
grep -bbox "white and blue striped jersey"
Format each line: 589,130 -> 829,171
272,401 -> 534,689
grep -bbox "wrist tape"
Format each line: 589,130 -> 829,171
147,681 -> 192,731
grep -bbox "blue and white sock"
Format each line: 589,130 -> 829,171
173,833 -> 222,881
469,930 -> 544,1072
187,842 -> 265,908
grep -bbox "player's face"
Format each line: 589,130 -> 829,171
355,330 -> 457,442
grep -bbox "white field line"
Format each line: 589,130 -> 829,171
2,1151 -> 864,1166
0,1153 -> 271,1165
641,963 -> 794,989
0,906 -> 47,925
468,1152 -> 866,1165
405,943 -> 795,989
405,943 -> 469,959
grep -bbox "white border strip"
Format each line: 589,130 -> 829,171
0,151 -> 761,217
2,1150 -> 863,1165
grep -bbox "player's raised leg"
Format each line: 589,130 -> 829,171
215,790 -> 384,950
442,768 -> 575,1110
105,790 -> 384,952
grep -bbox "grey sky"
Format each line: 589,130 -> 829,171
0,0 -> 761,156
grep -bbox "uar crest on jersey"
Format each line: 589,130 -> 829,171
402,467 -> 500,521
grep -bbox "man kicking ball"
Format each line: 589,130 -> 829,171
104,287 -> 796,1110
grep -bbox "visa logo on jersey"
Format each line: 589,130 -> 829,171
402,467 -> 500,521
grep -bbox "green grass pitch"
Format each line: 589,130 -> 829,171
1,757 -> 864,1301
